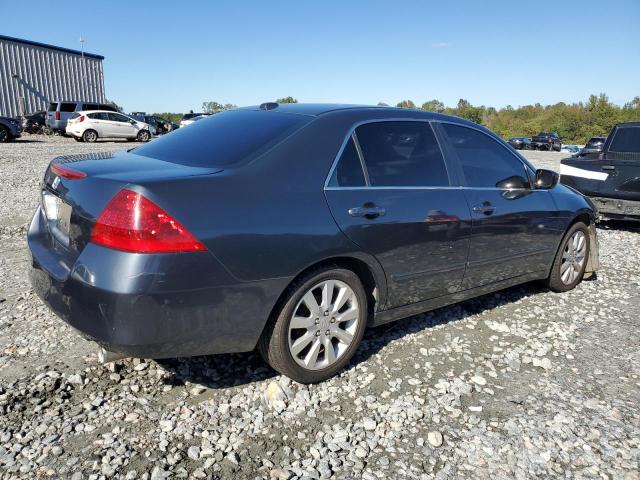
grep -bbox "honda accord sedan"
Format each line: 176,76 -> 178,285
28,103 -> 599,383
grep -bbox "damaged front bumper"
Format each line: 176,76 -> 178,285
590,196 -> 640,222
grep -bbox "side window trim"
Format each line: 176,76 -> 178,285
351,132 -> 371,187
324,118 -> 452,190
436,120 -> 533,190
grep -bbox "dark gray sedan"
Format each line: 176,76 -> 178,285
28,104 -> 599,383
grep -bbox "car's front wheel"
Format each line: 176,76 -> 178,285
258,267 -> 368,383
546,222 -> 590,292
136,130 -> 150,142
0,126 -> 9,143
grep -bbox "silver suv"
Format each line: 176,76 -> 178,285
46,101 -> 117,132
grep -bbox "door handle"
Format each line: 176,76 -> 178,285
348,206 -> 386,218
601,165 -> 616,171
472,203 -> 496,215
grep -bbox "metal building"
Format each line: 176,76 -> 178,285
0,35 -> 105,118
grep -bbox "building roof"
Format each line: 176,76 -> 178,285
0,35 -> 104,60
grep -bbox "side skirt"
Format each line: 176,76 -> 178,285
372,270 -> 547,327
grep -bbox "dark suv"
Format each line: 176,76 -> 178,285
531,132 -> 561,151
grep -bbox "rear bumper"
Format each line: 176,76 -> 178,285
590,196 -> 640,221
27,207 -> 289,359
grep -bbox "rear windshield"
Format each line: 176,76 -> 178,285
48,102 -> 58,112
588,137 -> 604,143
60,102 -> 76,112
133,110 -> 311,167
609,127 -> 640,153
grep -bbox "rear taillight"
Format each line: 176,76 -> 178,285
78,115 -> 85,123
55,111 -> 60,121
91,189 -> 207,254
50,163 -> 87,180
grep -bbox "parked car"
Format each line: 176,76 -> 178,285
22,111 -> 46,134
29,104 -> 599,383
507,137 -> 531,150
577,136 -> 607,156
130,114 -> 178,136
46,101 -> 117,132
65,111 -> 151,143
0,116 -> 22,142
561,122 -> 640,221
560,145 -> 581,154
531,132 -> 561,151
180,112 -> 209,127
180,114 -> 208,127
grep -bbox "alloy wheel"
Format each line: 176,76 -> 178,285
0,128 -> 7,142
288,280 -> 359,371
560,230 -> 587,284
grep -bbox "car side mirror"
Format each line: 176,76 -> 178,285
129,120 -> 136,124
535,169 -> 559,189
495,175 -> 529,190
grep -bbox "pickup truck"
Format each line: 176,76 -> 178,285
531,131 -> 561,151
560,122 -> 640,221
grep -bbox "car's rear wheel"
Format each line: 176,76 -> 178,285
82,129 -> 98,143
258,267 -> 367,383
0,126 -> 9,143
546,222 -> 589,292
136,130 -> 150,142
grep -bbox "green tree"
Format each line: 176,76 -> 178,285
396,100 -> 416,109
201,102 -> 237,114
276,96 -> 298,104
105,98 -> 123,113
421,99 -> 444,112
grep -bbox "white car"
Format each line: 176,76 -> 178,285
66,110 -> 151,143
180,115 -> 208,127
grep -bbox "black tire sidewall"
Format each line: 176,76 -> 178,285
548,222 -> 590,292
82,130 -> 97,142
0,127 -> 8,142
263,268 -> 368,383
137,130 -> 149,142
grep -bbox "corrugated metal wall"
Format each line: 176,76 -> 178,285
0,38 -> 105,117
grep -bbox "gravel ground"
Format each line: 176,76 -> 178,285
1,135 -> 639,479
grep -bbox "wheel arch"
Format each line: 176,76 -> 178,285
263,253 -> 387,339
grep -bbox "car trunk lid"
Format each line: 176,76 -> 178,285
40,150 -> 221,259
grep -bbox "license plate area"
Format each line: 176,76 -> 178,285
42,190 -> 72,246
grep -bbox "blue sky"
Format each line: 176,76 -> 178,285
4,0 -> 639,113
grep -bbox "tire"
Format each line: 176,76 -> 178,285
547,143 -> 553,151
546,222 -> 590,292
136,130 -> 150,142
258,267 -> 368,383
82,129 -> 98,143
0,126 -> 9,143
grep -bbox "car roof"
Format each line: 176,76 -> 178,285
238,103 -> 477,124
78,110 -> 128,115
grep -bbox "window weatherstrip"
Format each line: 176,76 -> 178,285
351,132 -> 370,187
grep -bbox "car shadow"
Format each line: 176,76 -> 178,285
157,281 -> 547,390
597,220 -> 640,233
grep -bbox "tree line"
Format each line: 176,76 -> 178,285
151,94 -> 639,143
387,94 -> 640,143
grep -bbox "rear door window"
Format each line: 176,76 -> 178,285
88,112 -> 109,120
47,102 -> 58,112
442,123 -> 530,188
609,127 -> 640,153
134,110 -> 311,167
60,102 -> 77,112
328,137 -> 366,187
354,121 -> 449,187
